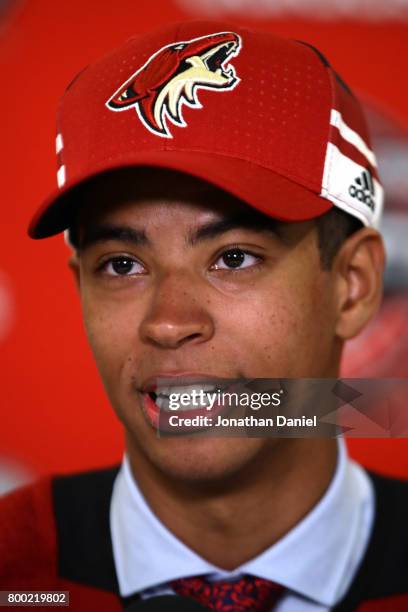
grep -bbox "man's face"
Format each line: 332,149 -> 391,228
75,169 -> 340,482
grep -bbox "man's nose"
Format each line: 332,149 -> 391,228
139,273 -> 215,349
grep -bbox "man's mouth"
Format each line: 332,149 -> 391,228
148,383 -> 223,412
140,376 -> 235,432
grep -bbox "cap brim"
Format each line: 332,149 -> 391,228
28,150 -> 332,239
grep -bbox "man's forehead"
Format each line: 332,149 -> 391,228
72,167 -> 316,252
77,206 -> 285,253
77,167 -> 267,225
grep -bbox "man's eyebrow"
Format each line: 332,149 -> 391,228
188,214 -> 279,245
78,225 -> 149,251
77,214 -> 279,251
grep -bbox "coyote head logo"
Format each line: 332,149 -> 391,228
106,31 -> 242,138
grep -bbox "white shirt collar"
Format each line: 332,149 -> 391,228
110,439 -> 374,607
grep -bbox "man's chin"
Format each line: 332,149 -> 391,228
126,432 -> 271,486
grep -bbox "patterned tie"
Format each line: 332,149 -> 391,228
171,574 -> 284,611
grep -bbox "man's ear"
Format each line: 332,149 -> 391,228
68,252 -> 80,290
333,228 -> 385,340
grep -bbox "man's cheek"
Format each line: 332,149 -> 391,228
258,297 -> 319,369
218,298 -> 294,373
81,304 -> 128,379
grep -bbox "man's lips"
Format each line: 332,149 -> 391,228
139,372 -> 232,393
141,392 -> 226,434
143,393 -> 161,429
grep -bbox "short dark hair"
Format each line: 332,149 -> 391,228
67,206 -> 362,270
315,207 -> 362,270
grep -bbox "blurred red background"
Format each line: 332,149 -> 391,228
1,0 -> 407,489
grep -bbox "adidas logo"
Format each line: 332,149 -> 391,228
349,170 -> 375,210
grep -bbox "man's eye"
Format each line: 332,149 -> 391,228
211,248 -> 260,270
100,256 -> 144,276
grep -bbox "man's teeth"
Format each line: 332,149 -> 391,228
153,384 -> 220,412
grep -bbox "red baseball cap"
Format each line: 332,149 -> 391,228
28,20 -> 384,239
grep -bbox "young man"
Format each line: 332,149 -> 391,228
1,20 -> 407,612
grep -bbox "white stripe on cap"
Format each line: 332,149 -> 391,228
330,109 -> 377,169
57,164 -> 66,187
56,133 -> 64,154
321,142 -> 383,229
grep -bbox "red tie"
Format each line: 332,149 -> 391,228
171,574 -> 284,611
